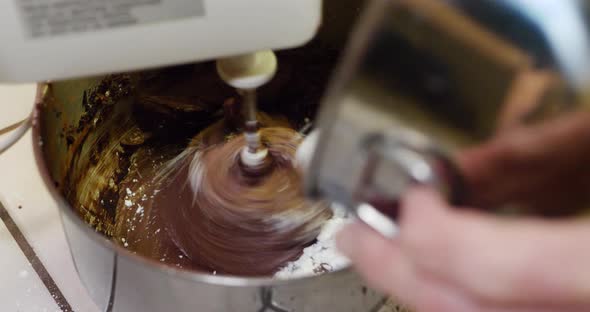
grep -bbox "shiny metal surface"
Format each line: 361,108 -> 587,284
306,0 -> 590,235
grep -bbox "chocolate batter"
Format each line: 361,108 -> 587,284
154,126 -> 332,276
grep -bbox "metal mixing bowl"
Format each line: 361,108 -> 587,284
29,1 -> 407,311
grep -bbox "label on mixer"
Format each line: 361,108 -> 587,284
15,0 -> 205,38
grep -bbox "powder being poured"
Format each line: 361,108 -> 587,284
274,203 -> 352,279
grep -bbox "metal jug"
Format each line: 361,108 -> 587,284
305,0 -> 590,236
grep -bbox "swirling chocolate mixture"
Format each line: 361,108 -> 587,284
59,42 -> 341,276
154,126 -> 332,276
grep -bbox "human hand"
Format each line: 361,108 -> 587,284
337,112 -> 590,312
458,111 -> 590,216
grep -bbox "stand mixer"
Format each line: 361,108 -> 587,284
2,0 -> 590,311
1,3 -> 326,262
1,2 -> 386,311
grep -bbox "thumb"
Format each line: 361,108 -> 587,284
336,221 -> 408,294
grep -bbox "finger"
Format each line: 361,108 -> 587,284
457,111 -> 590,208
336,222 -> 404,294
459,143 -> 590,213
461,162 -> 590,216
460,111 -> 590,171
398,187 -> 590,307
337,222 -> 476,312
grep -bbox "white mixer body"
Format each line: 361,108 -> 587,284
0,0 -> 321,82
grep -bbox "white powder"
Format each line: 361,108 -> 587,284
274,203 -> 352,279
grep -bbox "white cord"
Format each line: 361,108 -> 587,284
0,115 -> 32,155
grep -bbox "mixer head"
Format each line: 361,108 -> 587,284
302,0 -> 590,236
0,0 -> 320,82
